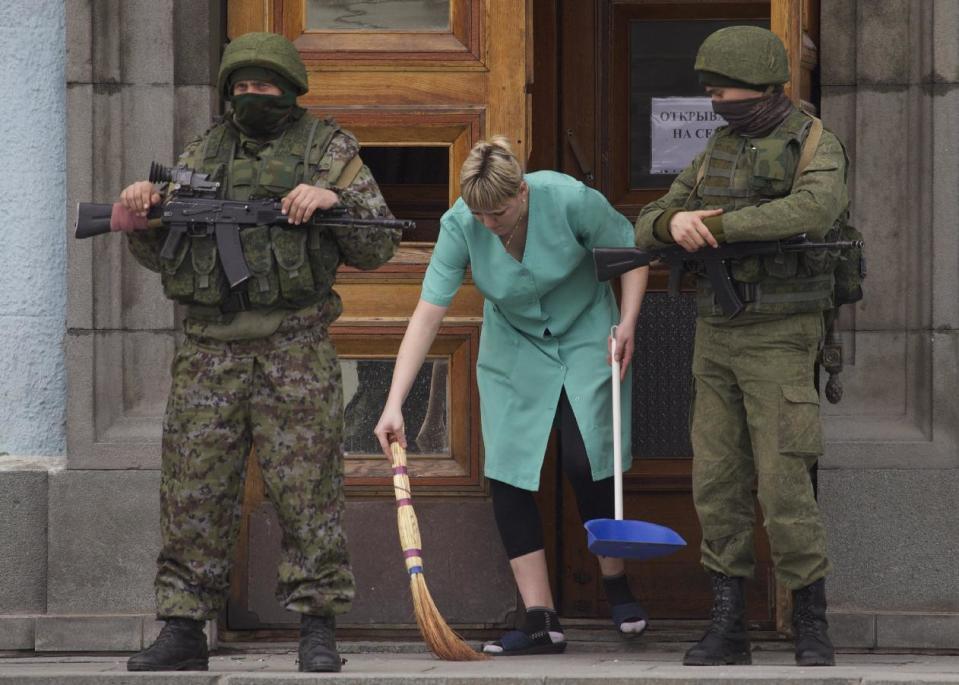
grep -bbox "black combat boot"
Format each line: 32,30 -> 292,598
792,577 -> 835,666
298,614 -> 342,672
127,618 -> 208,671
683,572 -> 752,666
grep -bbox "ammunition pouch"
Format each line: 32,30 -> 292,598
158,113 -> 348,310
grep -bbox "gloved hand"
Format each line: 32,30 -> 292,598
109,202 -> 150,232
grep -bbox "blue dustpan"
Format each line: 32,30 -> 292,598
585,518 -> 687,560
584,326 -> 687,560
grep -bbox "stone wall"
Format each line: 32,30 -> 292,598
819,0 -> 959,649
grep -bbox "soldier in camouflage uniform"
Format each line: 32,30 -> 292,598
117,32 -> 400,673
635,27 -> 847,667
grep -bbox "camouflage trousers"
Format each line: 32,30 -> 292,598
690,312 -> 831,590
155,311 -> 354,620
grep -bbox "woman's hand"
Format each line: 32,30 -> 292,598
374,406 -> 407,460
281,184 -> 340,225
607,325 -> 636,382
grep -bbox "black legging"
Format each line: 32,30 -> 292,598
490,388 -> 615,559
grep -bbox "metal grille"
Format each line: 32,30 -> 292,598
630,292 -> 697,459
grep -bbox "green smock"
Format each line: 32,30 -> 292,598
421,171 -> 635,490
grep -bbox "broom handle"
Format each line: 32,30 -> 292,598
611,325 -> 623,521
391,442 -> 424,575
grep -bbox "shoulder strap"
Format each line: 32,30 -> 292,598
792,116 -> 823,189
332,154 -> 364,190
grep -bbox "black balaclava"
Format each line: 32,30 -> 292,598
228,66 -> 301,139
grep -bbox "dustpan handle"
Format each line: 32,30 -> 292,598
611,325 -> 623,521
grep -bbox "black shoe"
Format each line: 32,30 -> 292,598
127,618 -> 208,671
793,577 -> 835,666
683,572 -> 752,666
299,614 -> 342,672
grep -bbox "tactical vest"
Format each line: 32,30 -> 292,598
690,109 -> 836,317
158,113 -> 349,310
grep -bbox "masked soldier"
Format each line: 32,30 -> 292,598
118,32 -> 400,672
636,26 -> 848,667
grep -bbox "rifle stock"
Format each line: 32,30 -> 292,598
593,247 -> 655,282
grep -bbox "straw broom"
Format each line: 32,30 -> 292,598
390,442 -> 486,661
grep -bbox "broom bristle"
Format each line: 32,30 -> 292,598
410,574 -> 487,661
392,442 -> 486,661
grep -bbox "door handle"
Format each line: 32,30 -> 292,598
566,129 -> 595,185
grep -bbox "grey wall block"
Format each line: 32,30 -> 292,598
819,86 -> 857,165
0,616 -> 36,650
46,470 -> 160,614
821,469 -> 959,614
930,87 -> 959,330
0,472 -> 48,613
66,84 -> 94,332
820,0 -> 857,86
823,330 -> 958,468
65,0 -> 92,84
877,612 -> 959,649
931,0 -> 959,83
174,85 -> 218,155
821,330 -> 907,420
174,2 -> 222,86
828,611 -> 876,649
90,0 -> 120,83
67,330 -> 173,470
35,615 -> 142,652
857,0 -> 918,85
116,0 -> 175,85
851,87 -> 914,331
119,85 -> 178,187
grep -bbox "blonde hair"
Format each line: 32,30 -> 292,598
459,136 -> 524,211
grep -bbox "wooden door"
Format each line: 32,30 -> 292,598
224,0 -> 530,634
541,0 -> 820,627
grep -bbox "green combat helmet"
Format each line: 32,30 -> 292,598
695,26 -> 789,87
217,32 -> 309,97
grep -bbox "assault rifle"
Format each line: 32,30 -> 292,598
75,162 -> 415,289
593,235 -> 864,319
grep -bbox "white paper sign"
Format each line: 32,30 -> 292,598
650,97 -> 726,174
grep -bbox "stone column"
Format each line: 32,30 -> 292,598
0,3 -> 66,456
0,0 -> 221,652
0,0 -> 65,652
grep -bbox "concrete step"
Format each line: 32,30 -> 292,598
2,647 -> 959,683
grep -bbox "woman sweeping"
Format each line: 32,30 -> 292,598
373,137 -> 649,656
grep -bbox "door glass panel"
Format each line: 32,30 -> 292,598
630,293 -> 696,459
629,19 -> 768,188
307,0 -> 451,31
362,145 -> 449,242
342,358 -> 449,455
